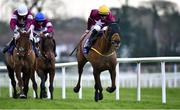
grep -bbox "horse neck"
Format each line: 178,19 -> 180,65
40,39 -> 55,60
94,34 -> 114,54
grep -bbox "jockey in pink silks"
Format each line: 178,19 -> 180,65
2,4 -> 34,54
29,12 -> 56,57
83,5 -> 115,54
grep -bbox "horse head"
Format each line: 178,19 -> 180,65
40,36 -> 55,60
105,22 -> 121,49
15,30 -> 32,57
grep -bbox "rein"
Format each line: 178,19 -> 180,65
91,47 -> 115,57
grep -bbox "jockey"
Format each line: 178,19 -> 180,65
30,12 -> 56,57
2,4 -> 33,53
83,5 -> 115,54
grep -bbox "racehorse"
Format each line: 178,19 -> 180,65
4,30 -> 38,98
74,22 -> 121,102
36,35 -> 56,99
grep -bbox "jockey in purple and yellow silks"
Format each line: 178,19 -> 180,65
83,5 -> 115,54
2,4 -> 33,53
29,12 -> 56,57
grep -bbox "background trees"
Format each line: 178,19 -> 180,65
0,0 -> 180,61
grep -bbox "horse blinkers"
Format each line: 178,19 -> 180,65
15,31 -> 32,57
106,23 -> 121,49
111,33 -> 121,49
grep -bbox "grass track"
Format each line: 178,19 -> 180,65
0,88 -> 180,109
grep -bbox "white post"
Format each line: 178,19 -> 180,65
161,62 -> 166,104
116,63 -> 120,100
33,72 -> 37,98
62,67 -> 66,99
173,64 -> 177,88
9,79 -> 12,97
137,63 -> 141,102
79,77 -> 82,99
47,74 -> 50,99
0,81 -> 2,97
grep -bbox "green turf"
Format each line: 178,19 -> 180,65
0,87 -> 180,109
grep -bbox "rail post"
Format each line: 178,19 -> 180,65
161,62 -> 166,104
116,62 -> 120,100
137,62 -> 141,102
62,66 -> 66,99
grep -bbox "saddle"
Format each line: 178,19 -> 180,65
81,31 -> 103,55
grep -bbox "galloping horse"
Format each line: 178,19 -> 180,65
4,30 -> 38,98
36,35 -> 56,99
74,22 -> 121,102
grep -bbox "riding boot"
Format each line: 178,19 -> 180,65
2,38 -> 15,53
84,30 -> 98,54
53,39 -> 57,57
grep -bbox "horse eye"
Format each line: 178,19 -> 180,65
112,41 -> 120,44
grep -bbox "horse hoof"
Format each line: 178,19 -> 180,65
106,87 -> 116,93
73,87 -> 80,93
99,93 -> 103,100
94,91 -> 99,102
35,95 -> 38,99
13,93 -> 18,99
42,92 -> 47,98
19,94 -> 27,99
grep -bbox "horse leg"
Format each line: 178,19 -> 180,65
73,60 -> 87,93
93,70 -> 103,102
22,72 -> 30,98
31,72 -> 38,98
38,71 -> 47,99
49,70 -> 55,100
106,69 -> 116,93
15,70 -> 25,98
7,66 -> 17,98
43,73 -> 48,98
97,74 -> 103,100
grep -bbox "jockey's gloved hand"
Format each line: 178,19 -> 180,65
85,30 -> 89,33
44,33 -> 50,37
14,29 -> 18,34
43,28 -> 48,33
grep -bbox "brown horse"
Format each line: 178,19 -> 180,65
36,35 -> 56,99
74,22 -> 121,102
4,30 -> 38,98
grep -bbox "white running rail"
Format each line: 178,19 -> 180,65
1,57 -> 180,103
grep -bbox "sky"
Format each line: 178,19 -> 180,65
1,0 -> 180,22
53,0 -> 180,19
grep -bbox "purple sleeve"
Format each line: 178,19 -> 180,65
10,11 -> 17,31
25,10 -> 33,31
45,20 -> 54,33
87,10 -> 98,30
10,19 -> 17,31
87,17 -> 93,30
108,12 -> 115,22
47,26 -> 53,33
